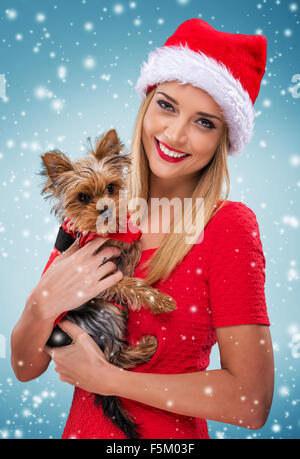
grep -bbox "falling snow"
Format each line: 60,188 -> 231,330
0,0 -> 299,441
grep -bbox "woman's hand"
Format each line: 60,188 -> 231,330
32,237 -> 123,322
44,320 -> 119,396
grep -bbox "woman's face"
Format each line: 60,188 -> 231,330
141,81 -> 225,181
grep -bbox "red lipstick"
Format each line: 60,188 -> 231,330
154,138 -> 190,164
158,139 -> 189,156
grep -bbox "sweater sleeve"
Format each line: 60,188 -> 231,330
207,202 -> 270,328
41,220 -> 77,276
41,222 -> 77,326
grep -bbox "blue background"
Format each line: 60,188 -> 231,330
0,0 -> 299,439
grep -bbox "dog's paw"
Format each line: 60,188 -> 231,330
151,293 -> 176,314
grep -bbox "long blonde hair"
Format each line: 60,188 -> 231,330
128,87 -> 230,285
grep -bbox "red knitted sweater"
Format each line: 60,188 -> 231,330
43,201 -> 270,439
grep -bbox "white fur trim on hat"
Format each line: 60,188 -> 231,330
135,44 -> 255,156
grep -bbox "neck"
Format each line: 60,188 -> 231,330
143,173 -> 200,233
148,172 -> 199,202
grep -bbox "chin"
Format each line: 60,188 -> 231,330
148,161 -> 179,179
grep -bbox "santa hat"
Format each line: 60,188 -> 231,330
135,18 -> 267,156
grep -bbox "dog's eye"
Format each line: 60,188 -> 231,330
77,192 -> 91,203
106,184 -> 115,194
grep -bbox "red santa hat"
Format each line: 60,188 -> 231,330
135,18 -> 267,156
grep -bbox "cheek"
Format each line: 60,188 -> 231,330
142,117 -> 155,157
142,106 -> 162,139
193,131 -> 221,157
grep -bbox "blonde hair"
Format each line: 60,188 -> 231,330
128,87 -> 230,285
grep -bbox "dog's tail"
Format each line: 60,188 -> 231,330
94,394 -> 142,439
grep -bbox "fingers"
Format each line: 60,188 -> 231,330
98,268 -> 123,289
44,345 -> 56,358
54,364 -> 77,386
44,342 -> 73,359
77,236 -> 110,255
92,244 -> 121,262
58,320 -> 86,340
62,239 -> 120,276
86,245 -> 121,273
75,238 -> 121,266
59,236 -> 111,260
98,248 -> 121,267
54,237 -> 81,263
96,256 -> 123,283
59,375 -> 77,386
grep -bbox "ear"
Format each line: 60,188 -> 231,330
90,129 -> 125,161
41,150 -> 74,181
39,150 -> 74,196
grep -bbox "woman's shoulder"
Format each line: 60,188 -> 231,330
209,200 -> 259,228
202,200 -> 262,249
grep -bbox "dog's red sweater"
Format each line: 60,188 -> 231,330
42,201 -> 270,439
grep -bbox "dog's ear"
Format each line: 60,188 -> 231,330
41,151 -> 74,180
90,129 -> 125,161
39,150 -> 74,196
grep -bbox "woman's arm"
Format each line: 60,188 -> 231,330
10,291 -> 55,382
44,322 -> 273,430
11,238 -> 123,382
112,324 -> 274,430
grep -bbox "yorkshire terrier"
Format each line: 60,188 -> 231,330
39,129 -> 176,439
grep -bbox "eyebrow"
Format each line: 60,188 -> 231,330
156,91 -> 223,123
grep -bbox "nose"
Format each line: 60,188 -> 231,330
165,116 -> 188,146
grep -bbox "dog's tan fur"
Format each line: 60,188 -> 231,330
40,129 -> 176,369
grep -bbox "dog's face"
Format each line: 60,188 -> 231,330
40,129 -> 131,236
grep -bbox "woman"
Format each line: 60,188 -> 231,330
11,19 -> 274,439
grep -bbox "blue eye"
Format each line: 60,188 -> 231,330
157,100 -> 216,129
157,100 -> 173,111
198,118 -> 216,129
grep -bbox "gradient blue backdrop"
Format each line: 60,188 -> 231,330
0,0 -> 299,439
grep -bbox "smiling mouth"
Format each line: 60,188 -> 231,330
155,138 -> 191,158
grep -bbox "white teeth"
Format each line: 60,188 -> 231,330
158,141 -> 188,158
